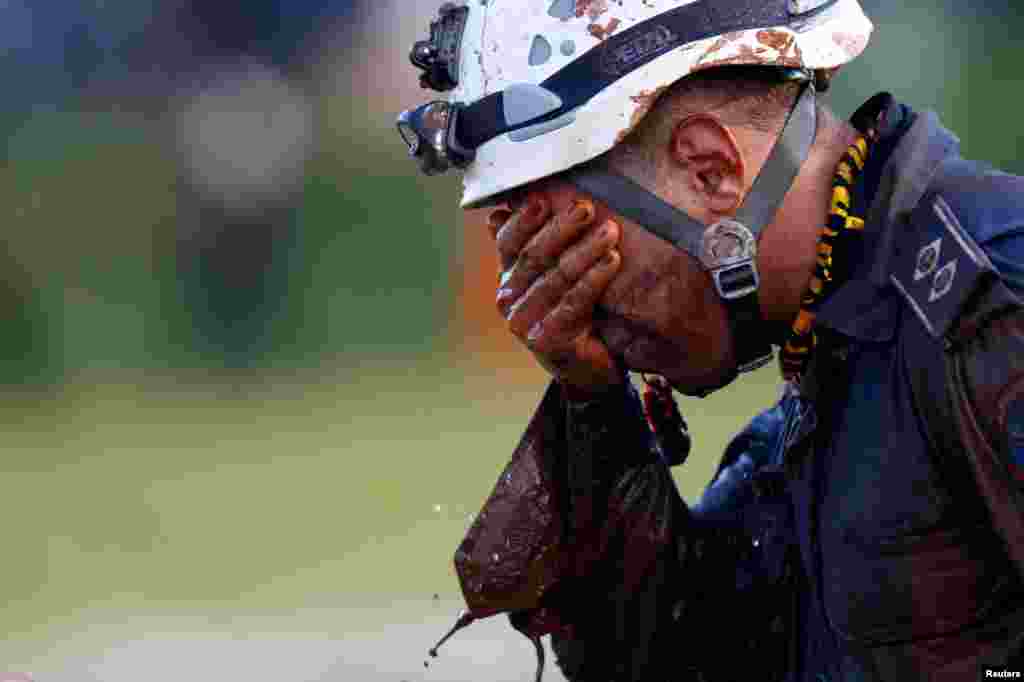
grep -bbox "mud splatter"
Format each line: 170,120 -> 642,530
697,34 -> 805,71
698,35 -> 732,63
759,29 -> 803,64
696,29 -> 805,69
575,0 -> 609,20
756,29 -> 793,52
695,43 -> 771,70
700,30 -> 745,60
833,31 -> 868,58
587,17 -> 621,41
615,84 -> 669,144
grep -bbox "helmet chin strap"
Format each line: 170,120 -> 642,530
566,80 -> 818,398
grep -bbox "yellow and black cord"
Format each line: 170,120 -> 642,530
779,129 -> 878,383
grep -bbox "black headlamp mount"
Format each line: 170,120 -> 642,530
399,2 -> 474,174
396,101 -> 475,176
410,2 -> 469,93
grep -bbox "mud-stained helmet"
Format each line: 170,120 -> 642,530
397,0 -> 873,394
398,0 -> 871,206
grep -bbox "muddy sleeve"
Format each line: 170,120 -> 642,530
549,380 -> 796,681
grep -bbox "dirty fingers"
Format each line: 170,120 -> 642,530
489,197 -> 624,397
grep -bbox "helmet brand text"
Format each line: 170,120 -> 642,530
600,25 -> 680,76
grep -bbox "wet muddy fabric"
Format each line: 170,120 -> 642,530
457,374 -> 792,680
453,377 -> 693,638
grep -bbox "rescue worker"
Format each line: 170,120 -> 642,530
397,1 -> 1024,679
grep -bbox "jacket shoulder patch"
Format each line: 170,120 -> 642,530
891,193 -> 998,339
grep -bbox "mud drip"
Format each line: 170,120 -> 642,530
425,610 -> 477,667
425,609 -> 547,681
530,634 -> 546,682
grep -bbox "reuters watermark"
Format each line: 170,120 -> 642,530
983,668 -> 1023,679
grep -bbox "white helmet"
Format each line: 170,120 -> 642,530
397,0 -> 873,395
398,0 -> 872,208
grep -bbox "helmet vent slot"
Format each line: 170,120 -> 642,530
528,35 -> 553,66
547,0 -> 575,20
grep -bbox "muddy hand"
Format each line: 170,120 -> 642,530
488,196 -> 624,399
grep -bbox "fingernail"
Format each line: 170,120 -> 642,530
601,218 -> 620,238
527,320 -> 543,341
568,200 -> 593,223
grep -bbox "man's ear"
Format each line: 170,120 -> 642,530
669,114 -> 746,218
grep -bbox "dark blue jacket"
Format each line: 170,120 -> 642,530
688,97 -> 1024,680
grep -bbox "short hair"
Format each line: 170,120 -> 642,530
632,66 -> 807,142
494,68 -> 821,208
607,66 -> 817,186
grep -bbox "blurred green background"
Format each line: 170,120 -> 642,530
0,1 -> 1021,680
